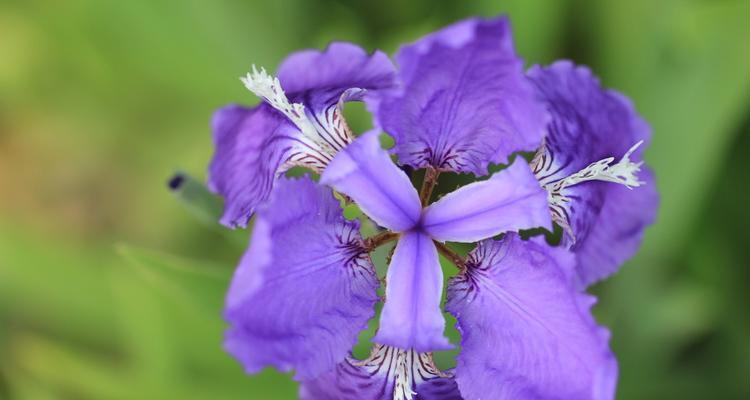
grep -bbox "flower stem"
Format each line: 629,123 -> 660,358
364,231 -> 399,251
419,167 -> 440,206
434,242 -> 466,270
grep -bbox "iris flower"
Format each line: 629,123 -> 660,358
207,16 -> 657,400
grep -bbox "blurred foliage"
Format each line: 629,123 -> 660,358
1,0 -> 749,399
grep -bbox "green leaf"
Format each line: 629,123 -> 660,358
7,333 -> 133,399
115,243 -> 230,314
112,244 -> 297,399
0,226 -> 119,341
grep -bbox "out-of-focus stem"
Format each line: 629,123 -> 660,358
167,171 -> 223,225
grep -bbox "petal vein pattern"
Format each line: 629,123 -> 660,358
447,234 -> 617,400
223,176 -> 379,380
209,43 -> 397,227
527,61 -> 658,287
299,345 -> 461,400
374,16 -> 548,175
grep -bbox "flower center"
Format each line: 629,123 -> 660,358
354,344 -> 451,400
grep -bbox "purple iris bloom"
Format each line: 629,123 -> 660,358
320,131 -> 551,352
211,15 -> 657,400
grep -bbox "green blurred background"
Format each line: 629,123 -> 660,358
2,0 -> 750,399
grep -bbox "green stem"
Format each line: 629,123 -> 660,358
364,231 -> 399,251
419,167 -> 440,206
434,242 -> 466,271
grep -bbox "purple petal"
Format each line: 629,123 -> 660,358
208,104 -> 301,228
209,43 -> 397,228
528,61 -> 658,286
224,176 -> 379,380
573,168 -> 658,287
279,43 -> 398,164
373,231 -> 451,352
321,131 -> 422,232
279,42 -> 397,113
421,158 -> 551,243
374,16 -> 548,175
299,345 -> 462,400
446,234 -> 618,400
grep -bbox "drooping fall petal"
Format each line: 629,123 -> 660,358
224,176 -> 379,380
528,61 -> 658,286
447,234 -> 617,400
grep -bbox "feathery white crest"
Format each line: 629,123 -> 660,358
393,350 -> 416,400
355,345 -> 449,400
559,140 -> 644,188
548,140 -> 645,206
240,65 -> 326,148
536,140 -> 646,239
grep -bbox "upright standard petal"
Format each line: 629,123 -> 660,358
209,43 -> 397,228
279,42 -> 397,115
321,131 -> 422,232
374,16 -> 548,175
299,345 -> 462,400
373,231 -> 451,352
446,234 -> 617,400
528,61 -> 658,286
276,42 -> 398,159
224,176 -> 379,380
421,158 -> 551,243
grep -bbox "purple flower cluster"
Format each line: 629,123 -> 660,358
208,16 -> 658,400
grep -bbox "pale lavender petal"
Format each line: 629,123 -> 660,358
421,158 -> 551,243
321,131 -> 422,232
446,234 -> 618,400
224,176 -> 379,380
299,345 -> 462,400
528,61 -> 658,286
373,16 -> 547,175
208,104 -> 303,228
373,231 -> 451,352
